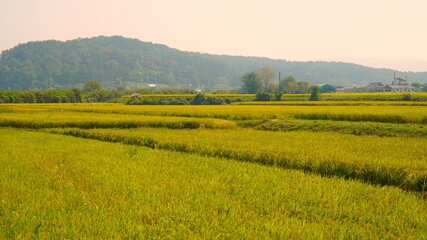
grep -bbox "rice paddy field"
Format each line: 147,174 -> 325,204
1,100 -> 427,238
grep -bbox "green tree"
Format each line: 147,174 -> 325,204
296,81 -> 310,93
241,72 -> 261,94
281,75 -> 297,93
411,82 -> 421,88
83,80 -> 103,92
257,67 -> 275,92
266,82 -> 278,93
309,85 -> 321,101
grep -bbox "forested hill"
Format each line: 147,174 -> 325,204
1,35 -> 426,90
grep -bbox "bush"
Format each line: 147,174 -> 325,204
402,94 -> 412,101
255,92 -> 272,101
193,93 -> 205,105
309,86 -> 321,101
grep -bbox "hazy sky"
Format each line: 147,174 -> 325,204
1,0 -> 427,71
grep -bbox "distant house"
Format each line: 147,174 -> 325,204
385,84 -> 416,92
338,75 -> 416,93
386,77 -> 416,92
335,86 -> 355,92
364,83 -> 386,92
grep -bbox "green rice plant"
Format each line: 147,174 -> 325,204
1,128 -> 426,238
49,127 -> 427,192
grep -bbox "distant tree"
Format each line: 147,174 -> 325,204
68,88 -> 82,102
83,80 -> 103,92
257,67 -> 275,92
241,72 -> 261,94
266,82 -> 278,93
309,85 -> 321,101
281,75 -> 297,93
422,84 -> 427,92
296,81 -> 311,93
411,82 -> 421,88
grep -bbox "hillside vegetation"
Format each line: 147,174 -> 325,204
1,36 -> 427,90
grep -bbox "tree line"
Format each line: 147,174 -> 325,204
240,67 -> 312,94
2,36 -> 427,91
0,80 -> 207,104
0,80 -> 115,103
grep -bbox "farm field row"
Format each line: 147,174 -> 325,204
49,127 -> 427,192
2,104 -> 426,139
0,111 -> 236,129
2,103 -> 427,124
1,128 -> 426,239
239,118 -> 427,137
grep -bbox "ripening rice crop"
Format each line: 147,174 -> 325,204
293,112 -> 427,124
1,128 -> 426,239
239,118 -> 427,137
50,127 -> 427,192
0,111 -> 236,129
3,103 -> 426,123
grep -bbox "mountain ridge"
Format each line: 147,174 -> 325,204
1,35 -> 426,90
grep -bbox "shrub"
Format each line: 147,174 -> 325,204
402,94 -> 412,101
255,92 -> 272,101
309,86 -> 321,101
193,93 -> 205,105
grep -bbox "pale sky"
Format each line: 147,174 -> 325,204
1,0 -> 427,71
